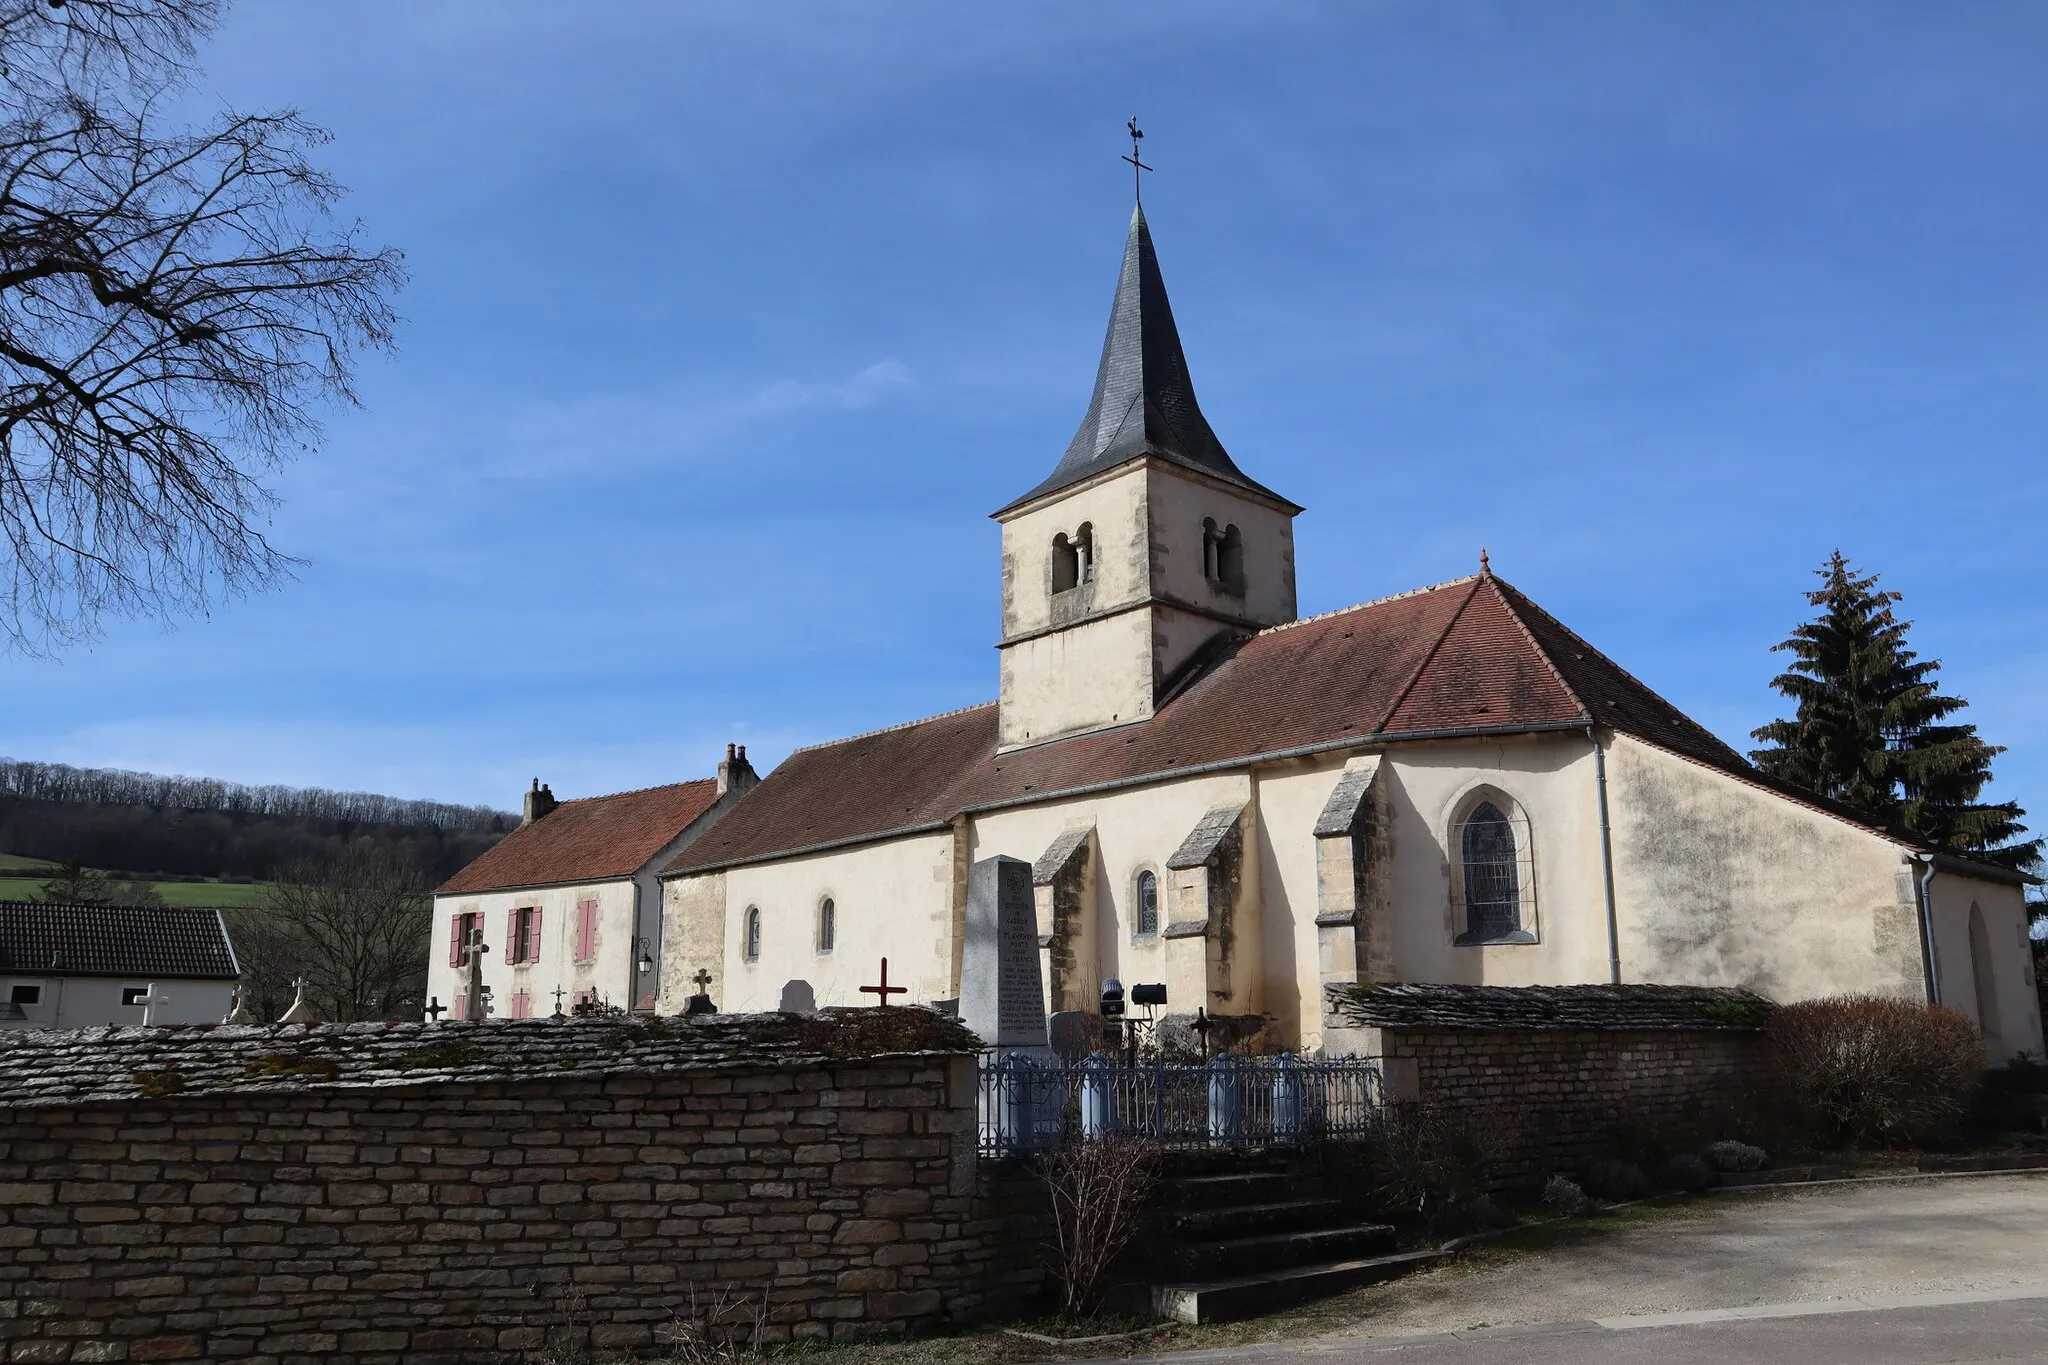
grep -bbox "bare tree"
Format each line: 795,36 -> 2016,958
230,846 -> 429,1022
0,0 -> 402,651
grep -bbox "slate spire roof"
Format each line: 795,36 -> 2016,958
998,204 -> 1297,515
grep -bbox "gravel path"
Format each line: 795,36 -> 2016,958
1239,1173 -> 2048,1342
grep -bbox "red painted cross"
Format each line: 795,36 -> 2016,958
860,957 -> 908,1008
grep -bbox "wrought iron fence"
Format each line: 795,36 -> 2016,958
975,1051 -> 1384,1158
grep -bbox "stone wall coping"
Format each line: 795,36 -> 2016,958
0,1008 -> 979,1110
1326,981 -> 1775,1032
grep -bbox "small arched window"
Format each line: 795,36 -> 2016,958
1217,524 -> 1245,594
816,898 -> 836,955
1074,523 -> 1095,583
1455,798 -> 1533,944
742,906 -> 761,962
1051,533 -> 1079,593
1201,518 -> 1219,581
1135,870 -> 1159,936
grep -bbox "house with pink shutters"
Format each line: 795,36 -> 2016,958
428,748 -> 757,1020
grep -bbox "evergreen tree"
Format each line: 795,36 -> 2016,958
35,856 -> 163,907
1751,552 -> 2037,870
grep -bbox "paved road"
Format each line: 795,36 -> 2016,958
1097,1175 -> 2048,1363
1125,1291 -> 2048,1363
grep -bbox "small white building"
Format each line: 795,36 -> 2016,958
0,901 -> 240,1028
428,750 -> 758,1020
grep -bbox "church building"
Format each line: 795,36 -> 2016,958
654,204 -> 2042,1061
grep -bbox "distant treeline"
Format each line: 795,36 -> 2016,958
0,759 -> 514,884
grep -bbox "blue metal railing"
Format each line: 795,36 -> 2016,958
976,1052 -> 1383,1158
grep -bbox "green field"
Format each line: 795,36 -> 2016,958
0,859 -> 274,910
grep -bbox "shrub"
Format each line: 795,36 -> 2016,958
1656,1152 -> 1716,1192
1040,1134 -> 1161,1320
1706,1140 -> 1769,1172
1542,1175 -> 1591,1217
1317,1100 -> 1512,1233
1767,995 -> 1985,1146
1580,1158 -> 1652,1203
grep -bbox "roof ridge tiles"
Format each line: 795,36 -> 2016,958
786,700 -> 998,756
1254,574 -> 1479,637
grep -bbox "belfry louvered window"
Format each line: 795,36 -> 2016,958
1454,797 -> 1535,944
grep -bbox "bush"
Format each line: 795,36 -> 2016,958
1039,1134 -> 1161,1320
1580,1158 -> 1652,1203
1656,1152 -> 1716,1192
1317,1100 -> 1512,1233
1706,1140 -> 1769,1172
1767,996 -> 1985,1147
1542,1175 -> 1591,1217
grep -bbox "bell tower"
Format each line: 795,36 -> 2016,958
993,204 -> 1301,751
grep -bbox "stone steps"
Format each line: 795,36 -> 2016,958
1151,1248 -> 1450,1324
1158,1196 -> 1348,1239
1156,1169 -> 1297,1208
1157,1219 -> 1397,1278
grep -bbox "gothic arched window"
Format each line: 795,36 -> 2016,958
1454,796 -> 1536,944
816,898 -> 836,955
743,906 -> 761,962
1074,523 -> 1095,584
1135,870 -> 1159,936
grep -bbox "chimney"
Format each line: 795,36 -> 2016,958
522,778 -> 558,827
717,743 -> 760,798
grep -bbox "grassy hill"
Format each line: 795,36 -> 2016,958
0,854 -> 274,909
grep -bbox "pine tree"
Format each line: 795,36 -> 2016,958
1751,552 -> 2038,870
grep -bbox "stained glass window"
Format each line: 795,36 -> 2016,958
1460,801 -> 1521,941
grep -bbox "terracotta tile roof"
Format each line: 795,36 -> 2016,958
0,902 -> 239,980
671,573 -> 1787,875
438,780 -> 721,895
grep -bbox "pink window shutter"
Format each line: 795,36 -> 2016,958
449,914 -> 464,967
505,910 -> 522,963
576,899 -> 598,961
452,992 -> 468,1021
526,906 -> 544,964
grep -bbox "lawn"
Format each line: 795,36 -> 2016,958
0,871 -> 274,909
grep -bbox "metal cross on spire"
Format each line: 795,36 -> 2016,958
1123,116 -> 1152,203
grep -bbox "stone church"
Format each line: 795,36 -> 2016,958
653,204 -> 2042,1061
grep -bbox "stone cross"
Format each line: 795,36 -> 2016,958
135,982 -> 170,1027
423,997 -> 446,1022
692,968 -> 713,992
551,985 -> 567,1020
1191,1006 -> 1216,1056
860,958 -> 907,1008
462,930 -> 490,1019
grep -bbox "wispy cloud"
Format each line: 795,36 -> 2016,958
479,359 -> 914,482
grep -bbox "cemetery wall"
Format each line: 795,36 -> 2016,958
0,1053 -> 1049,1363
1377,1024 -> 1774,1185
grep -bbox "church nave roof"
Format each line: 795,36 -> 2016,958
661,572 -> 1754,876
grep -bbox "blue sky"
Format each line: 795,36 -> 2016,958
5,1 -> 2047,826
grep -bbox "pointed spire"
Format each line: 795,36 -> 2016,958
999,205 -> 1296,514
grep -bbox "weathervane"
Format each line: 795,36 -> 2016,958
1123,116 -> 1152,203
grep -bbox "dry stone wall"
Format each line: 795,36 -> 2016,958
1379,1025 -> 1773,1184
0,1019 -> 1046,1363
